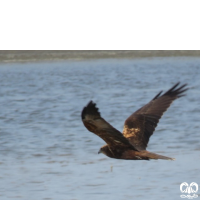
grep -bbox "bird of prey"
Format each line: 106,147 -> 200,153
81,82 -> 187,161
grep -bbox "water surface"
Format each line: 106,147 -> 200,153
0,57 -> 200,200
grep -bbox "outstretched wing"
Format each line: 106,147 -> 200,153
123,82 -> 188,150
82,101 -> 136,149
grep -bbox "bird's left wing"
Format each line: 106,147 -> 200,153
82,101 -> 136,149
122,82 -> 188,150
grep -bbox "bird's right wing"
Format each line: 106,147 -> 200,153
82,101 -> 136,149
123,82 -> 188,150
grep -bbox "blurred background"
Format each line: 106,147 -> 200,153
0,50 -> 200,200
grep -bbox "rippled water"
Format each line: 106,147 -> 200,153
0,57 -> 200,200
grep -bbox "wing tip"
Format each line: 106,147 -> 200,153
152,82 -> 188,100
163,82 -> 188,98
152,90 -> 163,100
81,100 -> 100,120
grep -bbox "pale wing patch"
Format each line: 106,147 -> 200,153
114,140 -> 124,144
95,119 -> 113,129
135,156 -> 142,159
123,125 -> 141,138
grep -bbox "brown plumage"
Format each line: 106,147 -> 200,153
81,82 -> 188,161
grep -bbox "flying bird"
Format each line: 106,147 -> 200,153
81,82 -> 187,161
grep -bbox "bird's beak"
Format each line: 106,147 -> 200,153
98,150 -> 101,154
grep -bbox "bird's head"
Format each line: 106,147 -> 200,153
98,145 -> 109,155
98,145 -> 115,158
98,147 -> 104,154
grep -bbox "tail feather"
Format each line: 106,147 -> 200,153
145,151 -> 175,161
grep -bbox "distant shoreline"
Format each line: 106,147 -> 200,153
0,50 -> 200,63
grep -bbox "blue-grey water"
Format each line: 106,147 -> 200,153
0,57 -> 200,200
